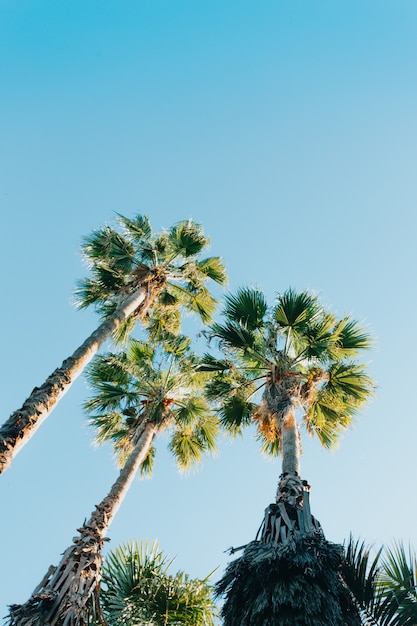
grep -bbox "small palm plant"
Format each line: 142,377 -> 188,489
95,540 -> 218,625
7,337 -> 218,626
203,287 -> 374,625
342,537 -> 417,625
0,214 -> 226,474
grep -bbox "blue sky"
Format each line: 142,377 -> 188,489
1,0 -> 417,619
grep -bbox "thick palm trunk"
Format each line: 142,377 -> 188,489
0,287 -> 150,475
7,421 -> 156,626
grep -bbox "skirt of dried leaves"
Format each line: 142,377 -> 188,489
216,531 -> 362,626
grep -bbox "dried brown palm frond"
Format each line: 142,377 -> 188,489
216,532 -> 362,626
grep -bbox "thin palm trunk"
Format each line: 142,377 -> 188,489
280,409 -> 300,476
7,421 -> 156,626
261,384 -> 318,546
0,287 -> 150,475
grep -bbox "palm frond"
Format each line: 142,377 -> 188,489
304,400 -> 352,449
100,540 -> 217,625
116,213 -> 152,243
341,536 -> 384,624
168,414 -> 218,470
333,317 -> 374,357
223,287 -> 268,330
139,444 -> 156,478
210,320 -> 258,351
168,219 -> 210,258
195,256 -> 228,285
274,289 -> 321,331
219,395 -> 256,436
182,284 -> 218,323
325,362 -> 375,406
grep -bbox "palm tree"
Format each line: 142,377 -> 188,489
6,338 -> 218,625
94,540 -> 218,625
0,214 -> 226,474
342,536 -> 417,625
201,287 -> 374,625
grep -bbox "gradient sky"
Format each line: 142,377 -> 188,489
1,0 -> 417,619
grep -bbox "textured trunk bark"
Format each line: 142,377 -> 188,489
0,287 -> 149,475
7,422 -> 156,626
280,409 -> 300,476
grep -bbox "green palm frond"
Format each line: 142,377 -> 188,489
100,541 -> 217,625
112,315 -> 138,346
73,277 -> 107,310
174,396 -> 211,425
116,213 -> 152,243
274,289 -> 321,331
195,256 -> 228,285
139,444 -> 156,477
219,395 -> 256,436
333,317 -> 374,357
84,381 -> 137,413
342,536 -> 383,622
81,225 -> 136,273
88,411 -> 126,446
293,312 -> 338,361
169,414 -> 218,470
342,537 -> 417,626
325,362 -> 375,406
304,400 -> 352,449
127,338 -> 155,364
380,543 -> 417,626
85,353 -> 130,386
210,320 -> 259,351
198,353 -> 235,373
223,287 -> 268,330
259,434 -> 281,456
168,220 -> 210,258
182,284 -> 218,323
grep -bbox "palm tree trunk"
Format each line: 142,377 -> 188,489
280,408 -> 300,476
0,287 -> 150,475
7,421 -> 156,626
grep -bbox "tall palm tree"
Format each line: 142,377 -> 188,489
202,287 -> 374,625
342,536 -> 417,625
95,540 -> 218,625
6,339 -> 218,626
0,214 -> 226,474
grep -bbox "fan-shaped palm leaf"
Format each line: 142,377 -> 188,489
98,541 -> 218,625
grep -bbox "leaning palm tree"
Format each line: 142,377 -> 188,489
0,214 -> 226,474
94,540 -> 218,625
201,287 -> 374,625
6,338 -> 218,626
342,536 -> 417,625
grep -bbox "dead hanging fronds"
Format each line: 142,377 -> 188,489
253,402 -> 280,442
216,533 -> 362,626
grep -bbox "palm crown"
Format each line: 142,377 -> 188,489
97,540 -> 218,625
203,287 -> 374,466
76,214 -> 227,343
84,336 -> 218,471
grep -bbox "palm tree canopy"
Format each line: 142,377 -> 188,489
96,540 -> 218,625
202,287 -> 374,455
84,336 -> 218,470
75,214 -> 227,343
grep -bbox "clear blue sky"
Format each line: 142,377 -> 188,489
1,0 -> 417,618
